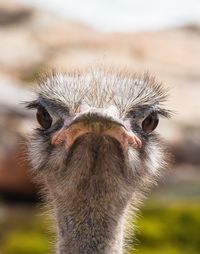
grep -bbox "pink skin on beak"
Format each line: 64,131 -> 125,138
51,120 -> 142,151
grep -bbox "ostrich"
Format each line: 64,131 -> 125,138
26,69 -> 170,254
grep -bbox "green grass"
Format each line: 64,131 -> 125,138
0,206 -> 54,254
134,203 -> 200,254
0,202 -> 200,254
1,232 -> 50,254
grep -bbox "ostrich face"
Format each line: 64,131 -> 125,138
27,70 -> 170,204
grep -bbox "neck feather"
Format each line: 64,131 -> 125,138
55,201 -> 126,254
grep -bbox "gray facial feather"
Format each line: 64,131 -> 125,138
35,70 -> 169,117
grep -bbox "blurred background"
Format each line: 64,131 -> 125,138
0,0 -> 200,253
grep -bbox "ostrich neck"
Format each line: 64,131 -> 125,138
55,200 -> 126,254
50,136 -> 133,254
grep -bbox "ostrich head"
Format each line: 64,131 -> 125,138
27,69 -> 170,254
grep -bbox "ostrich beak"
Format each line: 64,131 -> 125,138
51,116 -> 142,151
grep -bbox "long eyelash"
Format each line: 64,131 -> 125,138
25,98 -> 70,118
128,105 -> 174,120
157,108 -> 174,118
24,100 -> 39,110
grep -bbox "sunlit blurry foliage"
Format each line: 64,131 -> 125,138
0,203 -> 200,254
2,232 -> 49,254
0,207 -> 54,254
134,203 -> 200,254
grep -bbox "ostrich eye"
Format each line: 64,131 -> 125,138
142,112 -> 159,133
36,105 -> 52,129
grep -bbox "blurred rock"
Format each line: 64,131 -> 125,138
30,11 -> 92,49
0,73 -> 33,115
0,29 -> 48,74
172,126 -> 200,166
0,0 -> 200,201
0,5 -> 32,26
0,74 -> 36,200
0,142 -> 37,201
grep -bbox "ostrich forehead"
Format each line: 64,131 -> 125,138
37,70 -> 168,116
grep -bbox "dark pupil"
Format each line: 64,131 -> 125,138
36,105 -> 52,129
142,112 -> 159,133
